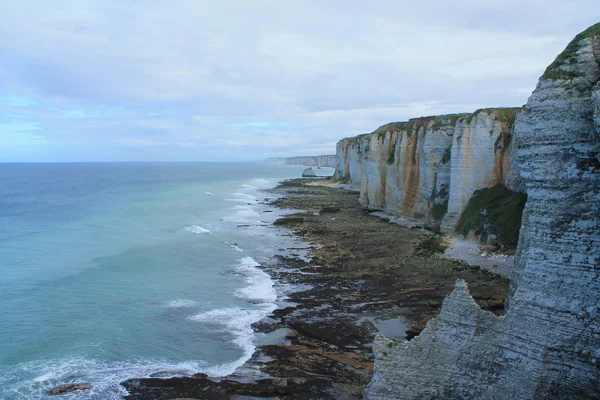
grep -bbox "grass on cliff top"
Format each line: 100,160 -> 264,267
543,22 -> 600,80
373,108 -> 520,137
456,184 -> 527,249
373,113 -> 470,136
465,108 -> 521,131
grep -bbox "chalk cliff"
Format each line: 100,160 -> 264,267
365,23 -> 600,399
266,155 -> 337,168
334,108 -> 523,234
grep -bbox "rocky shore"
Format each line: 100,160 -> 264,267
122,178 -> 509,399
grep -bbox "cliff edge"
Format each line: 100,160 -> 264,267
365,23 -> 600,400
266,155 -> 337,168
333,107 -> 525,244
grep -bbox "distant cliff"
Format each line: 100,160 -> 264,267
334,108 -> 525,245
266,155 -> 337,168
366,23 -> 600,399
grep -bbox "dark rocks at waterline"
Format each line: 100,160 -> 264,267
122,375 -> 337,399
319,206 -> 341,214
48,383 -> 92,395
273,216 -> 305,226
121,179 -> 509,399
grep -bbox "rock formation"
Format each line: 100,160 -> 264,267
365,23 -> 600,399
302,167 -> 317,177
333,108 -> 524,236
49,383 -> 92,395
266,155 -> 337,168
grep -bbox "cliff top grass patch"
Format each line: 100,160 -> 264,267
543,22 -> 600,80
465,108 -> 521,130
374,113 -> 470,136
456,184 -> 526,249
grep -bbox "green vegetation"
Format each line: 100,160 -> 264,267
543,22 -> 600,80
456,184 -> 527,249
430,113 -> 469,130
441,146 -> 451,164
374,113 -> 470,137
431,202 -> 448,223
386,143 -> 397,164
465,108 -> 520,133
415,235 -> 449,256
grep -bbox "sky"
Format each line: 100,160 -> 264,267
0,1 -> 598,162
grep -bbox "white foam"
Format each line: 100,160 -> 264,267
235,257 -> 277,303
234,205 -> 260,218
225,192 -> 257,204
224,205 -> 262,225
188,303 -> 276,376
225,242 -> 244,252
185,225 -> 212,234
204,191 -> 215,196
0,357 -> 207,400
33,372 -> 53,382
247,178 -> 275,190
165,299 -> 197,308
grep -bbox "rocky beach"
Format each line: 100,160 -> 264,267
122,177 -> 509,399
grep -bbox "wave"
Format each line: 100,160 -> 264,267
184,225 -> 212,234
225,192 -> 257,204
225,242 -> 243,252
235,257 -> 277,303
0,357 -> 206,400
188,303 -> 276,377
246,178 -> 275,190
223,205 -> 262,225
204,192 -> 215,196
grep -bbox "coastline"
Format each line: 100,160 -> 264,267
122,178 -> 509,399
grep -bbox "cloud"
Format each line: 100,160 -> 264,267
0,1 -> 598,161
117,138 -> 167,147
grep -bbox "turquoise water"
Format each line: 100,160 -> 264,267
0,163 -> 333,399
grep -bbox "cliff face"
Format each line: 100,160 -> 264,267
334,109 -> 522,232
366,24 -> 600,400
266,155 -> 337,168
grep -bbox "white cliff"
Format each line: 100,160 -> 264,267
334,109 -> 522,234
266,155 -> 337,168
365,23 -> 600,400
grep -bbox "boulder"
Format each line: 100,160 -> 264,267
48,383 -> 92,395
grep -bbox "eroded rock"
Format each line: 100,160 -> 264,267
48,383 -> 92,395
366,23 -> 600,400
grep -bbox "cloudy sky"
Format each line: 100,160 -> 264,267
1,1 -> 598,162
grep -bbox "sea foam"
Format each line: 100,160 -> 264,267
235,257 -> 277,303
184,225 -> 212,234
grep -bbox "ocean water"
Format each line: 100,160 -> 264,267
0,163 -> 333,399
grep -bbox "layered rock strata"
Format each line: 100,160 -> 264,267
266,155 -> 337,168
365,24 -> 600,400
333,108 -> 523,233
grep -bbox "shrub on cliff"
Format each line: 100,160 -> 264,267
455,184 -> 527,249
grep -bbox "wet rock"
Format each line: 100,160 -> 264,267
48,383 -> 92,395
273,216 -> 305,226
319,206 -> 341,214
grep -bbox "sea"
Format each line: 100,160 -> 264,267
0,162 -> 333,399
